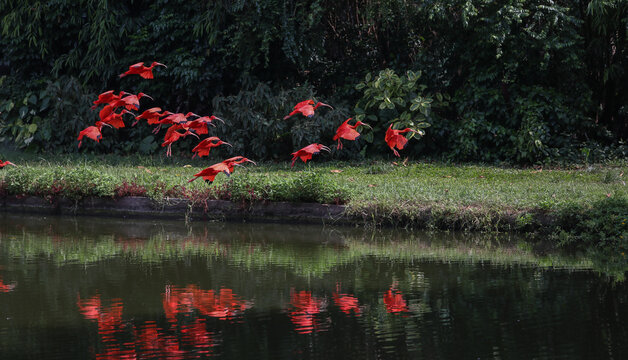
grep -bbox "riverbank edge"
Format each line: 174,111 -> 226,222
0,195 -> 557,231
0,195 -> 350,224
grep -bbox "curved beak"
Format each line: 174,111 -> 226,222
320,145 -> 332,153
214,116 -> 225,124
223,142 -> 233,147
155,62 -> 167,68
144,94 -> 154,101
359,122 -> 372,129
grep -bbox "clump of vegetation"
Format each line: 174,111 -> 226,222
553,197 -> 628,252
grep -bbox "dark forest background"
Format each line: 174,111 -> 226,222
1,0 -> 626,163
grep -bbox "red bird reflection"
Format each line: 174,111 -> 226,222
0,276 -> 16,292
289,289 -> 328,334
383,285 -> 409,314
78,293 -> 217,359
163,285 -> 253,321
332,284 -> 361,316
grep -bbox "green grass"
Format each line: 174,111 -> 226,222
0,150 -> 626,250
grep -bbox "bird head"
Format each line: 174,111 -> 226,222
137,92 -> 154,101
355,120 -> 372,129
319,145 -> 332,153
314,102 -> 333,110
185,112 -> 200,119
152,62 -> 167,68
210,115 -> 225,124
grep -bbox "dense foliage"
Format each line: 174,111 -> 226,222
0,0 -> 626,162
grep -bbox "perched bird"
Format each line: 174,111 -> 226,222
77,121 -> 111,148
191,137 -> 232,158
291,144 -> 331,167
333,117 -> 371,149
162,125 -> 199,157
385,125 -> 418,157
119,61 -> 167,79
0,160 -> 16,168
284,100 -> 333,120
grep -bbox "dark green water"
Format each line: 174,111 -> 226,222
0,214 -> 626,359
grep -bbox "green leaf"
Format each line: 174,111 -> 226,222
410,102 -> 421,111
365,73 -> 372,82
28,123 -> 38,133
19,106 -> 28,119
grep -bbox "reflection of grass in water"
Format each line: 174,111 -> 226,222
4,231 -> 602,279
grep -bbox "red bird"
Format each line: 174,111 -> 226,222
102,109 -> 134,129
183,115 -> 220,135
111,92 -> 153,111
77,121 -> 111,148
291,143 -> 331,167
132,107 -> 164,126
284,100 -> 333,120
119,61 -> 167,79
162,125 -> 199,157
385,124 -> 418,157
192,137 -> 232,158
0,160 -> 16,168
188,157 -> 256,183
91,90 -> 126,110
333,117 -> 371,149
188,162 -> 232,183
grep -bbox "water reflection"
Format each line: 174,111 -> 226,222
0,214 -> 626,359
0,276 -> 16,293
383,283 -> 409,314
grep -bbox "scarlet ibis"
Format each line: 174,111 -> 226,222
91,90 -> 126,110
333,117 -> 371,149
291,143 -> 331,167
153,112 -> 199,134
191,137 -> 232,158
132,107 -> 164,126
0,160 -> 16,168
188,162 -> 232,183
102,109 -> 134,129
183,116 -> 220,136
284,100 -> 333,119
112,92 -> 153,111
188,157 -> 256,183
119,61 -> 167,79
385,124 -> 417,157
77,121 -> 111,148
162,125 -> 199,157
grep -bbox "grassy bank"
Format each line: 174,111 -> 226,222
0,151 -> 626,252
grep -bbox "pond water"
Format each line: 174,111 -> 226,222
0,214 -> 626,359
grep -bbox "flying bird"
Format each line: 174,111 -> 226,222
77,121 -> 111,148
191,137 -> 232,158
385,124 -> 418,157
291,143 -> 331,167
119,61 -> 167,79
332,117 -> 371,149
0,160 -> 16,168
188,157 -> 256,183
132,107 -> 165,126
162,125 -> 199,157
91,90 -> 127,110
284,100 -> 333,120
